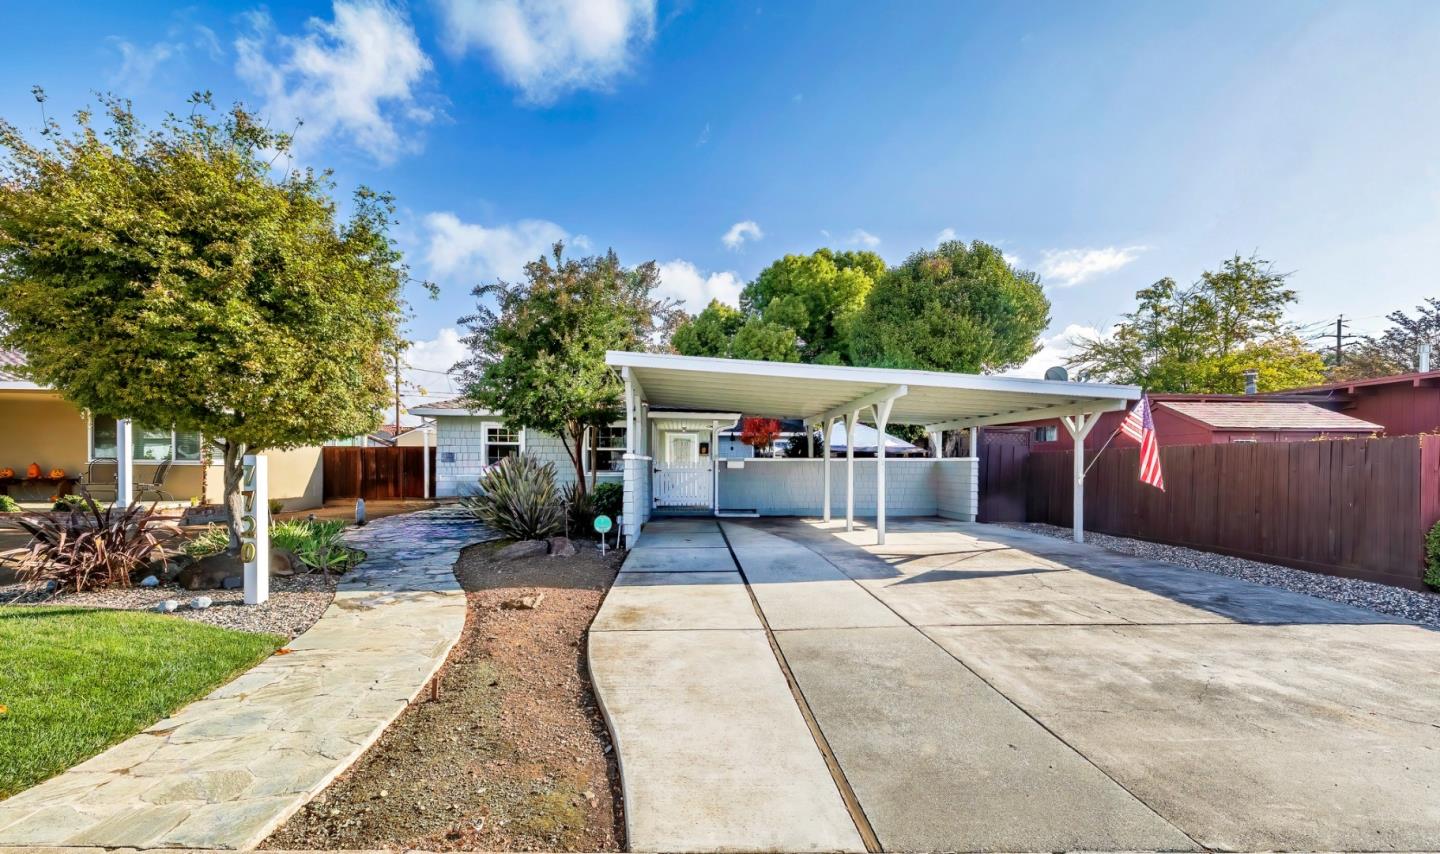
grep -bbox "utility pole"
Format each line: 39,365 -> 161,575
1335,315 -> 1348,365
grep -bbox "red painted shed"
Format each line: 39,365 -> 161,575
1263,371 -> 1440,437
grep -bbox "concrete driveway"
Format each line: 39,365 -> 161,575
590,516 -> 1440,853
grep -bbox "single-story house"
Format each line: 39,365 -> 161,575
1257,370 -> 1440,437
0,348 -> 324,510
326,421 -> 435,448
1009,394 -> 1381,452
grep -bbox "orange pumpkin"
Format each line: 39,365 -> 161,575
0,468 -> 13,479
26,463 -> 41,479
49,468 -> 65,479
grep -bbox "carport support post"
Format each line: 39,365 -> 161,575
929,429 -> 943,459
1060,411 -> 1101,543
845,409 -> 859,532
873,397 -> 895,545
822,417 -> 833,522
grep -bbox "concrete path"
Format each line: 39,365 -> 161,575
589,518 -> 865,853
0,506 -> 492,850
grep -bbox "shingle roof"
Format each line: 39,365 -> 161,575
0,348 -> 28,383
1159,401 -> 1382,432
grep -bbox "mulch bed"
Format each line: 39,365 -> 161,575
263,539 -> 625,852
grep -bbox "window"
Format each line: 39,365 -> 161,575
589,425 -> 627,472
485,425 -> 520,465
90,415 -> 203,462
1033,425 -> 1058,443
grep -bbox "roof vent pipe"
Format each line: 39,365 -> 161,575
1243,370 -> 1258,395
1420,343 -> 1432,374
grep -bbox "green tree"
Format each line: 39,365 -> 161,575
1069,254 -> 1326,392
456,244 -> 680,494
0,92 -> 407,552
741,248 -> 885,363
673,299 -> 744,357
849,240 -> 1050,373
730,318 -> 800,362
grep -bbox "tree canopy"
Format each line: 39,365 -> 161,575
456,244 -> 680,492
848,240 -> 1050,373
741,248 -> 885,363
1329,298 -> 1440,380
1068,254 -> 1325,393
0,92 -> 407,548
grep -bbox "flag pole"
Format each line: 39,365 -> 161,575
1082,425 -> 1124,478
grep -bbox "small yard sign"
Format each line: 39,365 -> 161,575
241,454 -> 269,605
594,514 -> 613,555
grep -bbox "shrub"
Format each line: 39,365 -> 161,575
0,495 -> 20,513
14,499 -> 182,592
462,455 -> 564,540
184,523 -> 231,558
52,494 -> 89,512
271,519 -> 361,574
592,481 -> 623,520
562,482 -> 597,538
1425,520 -> 1440,591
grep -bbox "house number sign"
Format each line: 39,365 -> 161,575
241,454 -> 270,605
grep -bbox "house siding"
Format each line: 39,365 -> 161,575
432,417 -> 622,497
715,458 -> 976,519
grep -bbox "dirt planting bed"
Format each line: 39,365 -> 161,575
263,539 -> 624,852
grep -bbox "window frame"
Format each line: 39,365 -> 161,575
87,415 -> 207,465
1033,425 -> 1059,443
481,421 -> 524,467
585,423 -> 628,474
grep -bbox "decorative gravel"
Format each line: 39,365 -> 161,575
999,522 -> 1440,630
0,574 -> 335,638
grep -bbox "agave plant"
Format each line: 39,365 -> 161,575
15,497 -> 182,593
462,455 -> 565,540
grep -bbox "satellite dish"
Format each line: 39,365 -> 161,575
1043,366 -> 1070,382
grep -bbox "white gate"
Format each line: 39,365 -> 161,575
654,432 -> 712,508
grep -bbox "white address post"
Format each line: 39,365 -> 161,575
242,454 -> 270,605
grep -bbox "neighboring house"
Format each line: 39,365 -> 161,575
0,348 -> 324,509
407,399 -> 626,498
1010,394 -> 1381,452
1258,370 -> 1440,437
327,422 -> 436,448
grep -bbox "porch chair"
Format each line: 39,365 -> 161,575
134,456 -> 175,502
78,457 -> 118,501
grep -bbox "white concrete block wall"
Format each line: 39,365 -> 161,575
717,459 -> 953,517
622,454 -> 651,547
935,458 -> 979,522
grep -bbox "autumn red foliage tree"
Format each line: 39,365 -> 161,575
739,417 -> 783,452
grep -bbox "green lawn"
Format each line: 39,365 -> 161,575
0,607 -> 283,797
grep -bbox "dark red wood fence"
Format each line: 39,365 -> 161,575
1023,435 -> 1440,590
322,446 -> 436,501
978,428 -> 1032,523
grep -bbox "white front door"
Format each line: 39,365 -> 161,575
655,431 -> 712,507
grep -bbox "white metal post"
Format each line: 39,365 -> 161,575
822,416 -> 833,522
242,454 -> 270,605
1060,412 -> 1100,544
115,418 -> 134,507
873,397 -> 895,545
845,409 -> 858,532
807,422 -> 814,459
422,427 -> 432,499
929,429 -> 944,459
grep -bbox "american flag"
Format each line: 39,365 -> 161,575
1119,396 -> 1165,491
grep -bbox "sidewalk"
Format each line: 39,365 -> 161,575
0,506 -> 492,849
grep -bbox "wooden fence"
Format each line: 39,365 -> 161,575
322,446 -> 436,501
1025,435 -> 1440,590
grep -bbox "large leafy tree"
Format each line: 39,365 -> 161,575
1329,297 -> 1440,380
1069,254 -> 1325,392
848,240 -> 1050,372
457,244 -> 680,494
0,92 -> 407,551
740,248 -> 885,363
672,299 -> 799,361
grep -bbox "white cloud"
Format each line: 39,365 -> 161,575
436,0 -> 656,104
936,227 -> 957,245
846,228 -> 881,248
1004,323 -> 1107,379
399,327 -> 468,423
656,259 -> 743,310
422,212 -> 569,281
111,40 -> 178,89
722,220 -> 763,250
235,1 -> 434,163
696,122 -> 710,146
1037,246 -> 1145,287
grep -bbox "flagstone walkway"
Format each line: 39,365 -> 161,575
0,505 -> 494,850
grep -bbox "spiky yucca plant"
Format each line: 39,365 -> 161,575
15,497 -> 182,592
462,455 -> 565,541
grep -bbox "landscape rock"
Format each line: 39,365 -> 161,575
139,575 -> 160,588
221,576 -> 243,590
547,536 -> 576,557
496,540 -> 548,561
270,548 -> 298,577
190,596 -> 213,610
153,599 -> 179,613
177,549 -> 300,589
500,592 -> 545,610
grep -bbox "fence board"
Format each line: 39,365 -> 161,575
322,446 -> 436,501
1024,436 -> 1432,590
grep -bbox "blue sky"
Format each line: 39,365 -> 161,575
4,0 -> 1439,411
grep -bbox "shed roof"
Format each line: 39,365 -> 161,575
1159,401 -> 1382,432
606,351 -> 1141,428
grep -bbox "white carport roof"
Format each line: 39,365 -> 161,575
605,351 -> 1141,430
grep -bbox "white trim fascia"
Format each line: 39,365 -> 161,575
605,350 -> 1141,401
409,406 -> 501,417
924,397 -> 1131,433
645,410 -> 742,421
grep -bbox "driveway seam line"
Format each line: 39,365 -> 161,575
780,521 -> 1210,854
716,523 -> 883,854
